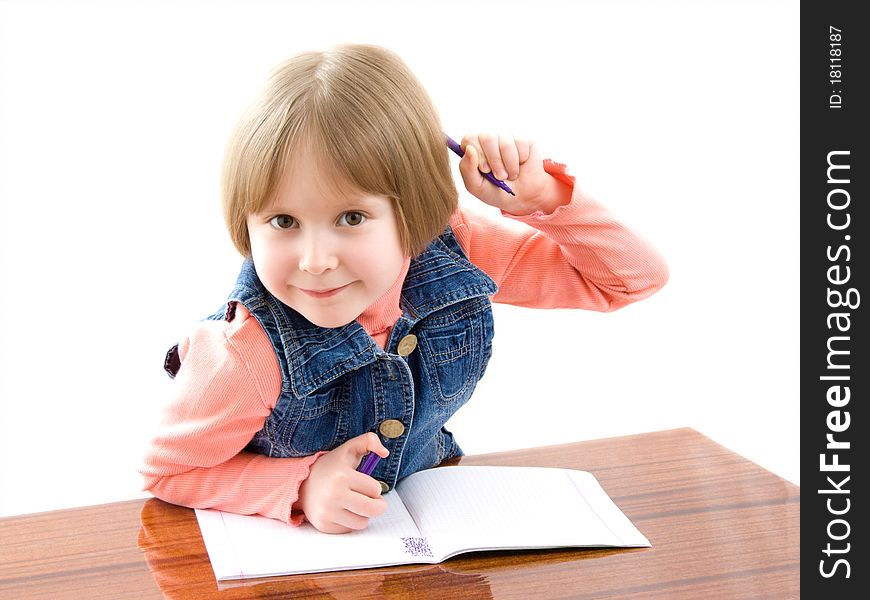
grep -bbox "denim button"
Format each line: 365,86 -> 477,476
378,480 -> 390,494
379,419 -> 405,439
397,334 -> 418,356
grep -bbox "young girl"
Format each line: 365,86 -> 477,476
140,44 -> 668,534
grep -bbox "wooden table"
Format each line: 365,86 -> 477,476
0,428 -> 799,599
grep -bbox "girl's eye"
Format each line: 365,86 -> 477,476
269,215 -> 297,230
339,211 -> 366,227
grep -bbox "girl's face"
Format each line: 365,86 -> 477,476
247,152 -> 406,328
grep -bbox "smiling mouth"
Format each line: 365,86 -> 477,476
299,284 -> 351,299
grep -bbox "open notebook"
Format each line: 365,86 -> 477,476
195,465 -> 650,580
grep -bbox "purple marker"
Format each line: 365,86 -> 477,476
446,134 -> 515,196
357,451 -> 381,476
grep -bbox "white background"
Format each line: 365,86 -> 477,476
0,0 -> 799,517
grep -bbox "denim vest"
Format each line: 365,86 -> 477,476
167,227 -> 497,491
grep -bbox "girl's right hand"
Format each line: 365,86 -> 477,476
296,432 -> 390,534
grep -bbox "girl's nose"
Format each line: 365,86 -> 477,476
298,234 -> 339,275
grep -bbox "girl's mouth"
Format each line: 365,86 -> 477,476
300,284 -> 350,299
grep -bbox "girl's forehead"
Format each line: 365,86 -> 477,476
264,165 -> 387,216
267,151 -> 362,209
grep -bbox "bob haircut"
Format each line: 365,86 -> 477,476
221,44 -> 458,258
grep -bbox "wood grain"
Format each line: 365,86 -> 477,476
0,428 -> 799,599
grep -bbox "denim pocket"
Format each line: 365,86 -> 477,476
257,382 -> 349,457
418,299 -> 491,404
289,386 -> 349,454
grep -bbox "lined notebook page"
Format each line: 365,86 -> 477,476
195,490 -> 424,579
395,466 -> 648,560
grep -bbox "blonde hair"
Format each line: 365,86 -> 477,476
221,44 -> 458,257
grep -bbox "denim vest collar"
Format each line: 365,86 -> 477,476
229,228 -> 497,399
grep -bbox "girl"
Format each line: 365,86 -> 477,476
140,44 -> 668,534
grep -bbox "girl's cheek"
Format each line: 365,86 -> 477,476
261,244 -> 294,275
357,236 -> 398,267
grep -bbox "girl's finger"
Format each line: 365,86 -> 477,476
350,470 -> 386,498
344,490 -> 389,519
476,132 -> 503,177
460,133 -> 485,172
497,133 -> 520,180
458,145 -> 487,196
515,138 -> 531,165
362,431 -> 390,458
332,507 -> 371,531
341,432 -> 389,468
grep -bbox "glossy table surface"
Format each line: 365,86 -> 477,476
0,428 -> 799,599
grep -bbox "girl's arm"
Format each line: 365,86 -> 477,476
139,307 -> 320,524
453,134 -> 668,310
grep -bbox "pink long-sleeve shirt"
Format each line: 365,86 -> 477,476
139,161 -> 668,524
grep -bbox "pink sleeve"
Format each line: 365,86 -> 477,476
449,159 -> 669,311
139,307 -> 322,525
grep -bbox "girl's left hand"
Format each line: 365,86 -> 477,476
458,132 -> 567,216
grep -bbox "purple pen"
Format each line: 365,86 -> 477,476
445,134 -> 515,196
357,451 -> 381,476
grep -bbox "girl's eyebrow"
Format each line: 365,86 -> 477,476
353,193 -> 396,209
260,190 -> 381,214
259,204 -> 291,215
340,193 -> 379,206
329,196 -> 384,214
